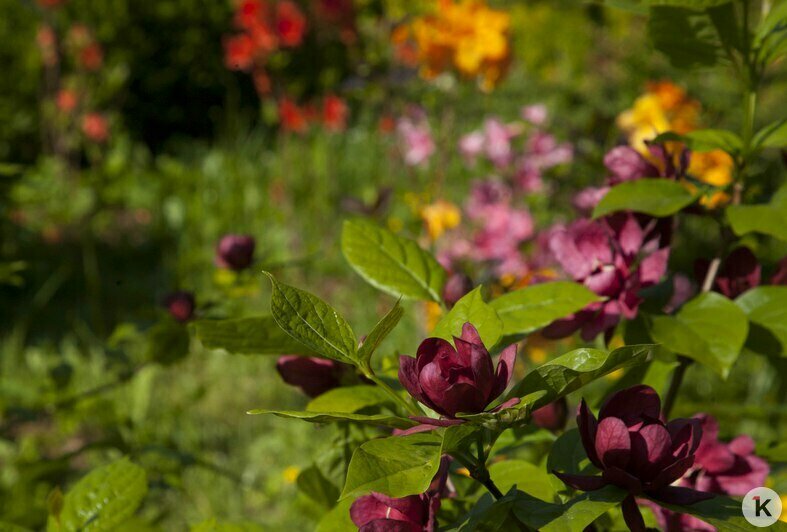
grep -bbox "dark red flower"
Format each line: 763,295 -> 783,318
215,234 -> 255,270
275,1 -> 307,47
164,291 -> 196,322
398,323 -> 516,419
276,355 -> 348,397
224,34 -> 256,71
531,397 -> 568,433
544,213 -> 669,341
553,385 -> 712,532
350,456 -> 449,532
441,272 -> 473,308
695,247 -> 761,298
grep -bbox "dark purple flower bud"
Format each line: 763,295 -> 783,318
163,291 -> 195,322
275,355 -> 348,398
604,146 -> 659,185
695,247 -> 761,298
553,385 -> 713,531
216,234 -> 255,271
770,256 -> 787,285
442,273 -> 474,308
398,323 -> 516,418
531,397 -> 568,432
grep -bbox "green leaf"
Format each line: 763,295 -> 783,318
490,282 -> 601,337
264,273 -> 358,364
315,498 -> 355,532
755,0 -> 787,64
306,385 -> 393,413
190,520 -> 265,532
512,486 -> 628,532
647,493 -> 787,531
193,316 -> 315,355
246,409 -> 415,429
489,460 -> 557,503
593,179 -> 696,218
648,6 -> 723,68
341,433 -> 443,499
508,345 -> 654,407
357,300 -> 403,370
47,457 -> 147,532
736,286 -> 787,357
547,429 -> 595,479
657,129 -> 743,154
146,319 -> 190,366
752,119 -> 787,149
726,205 -> 787,241
650,292 -> 748,377
432,287 -> 502,347
341,219 -> 447,302
297,465 -> 340,509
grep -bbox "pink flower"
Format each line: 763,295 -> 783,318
397,111 -> 435,167
458,131 -> 485,165
572,186 -> 610,214
483,118 -> 515,168
521,104 -> 548,125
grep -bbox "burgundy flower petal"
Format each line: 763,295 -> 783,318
650,455 -> 695,490
491,344 -> 517,399
453,336 -> 494,399
577,399 -> 602,468
275,356 -> 343,398
549,229 -> 592,280
715,454 -> 769,496
639,247 -> 670,286
552,471 -> 608,491
728,435 -> 755,456
398,355 -> 433,410
621,494 -> 647,532
531,398 -> 568,432
697,441 -> 735,474
490,397 -> 520,412
613,214 -> 645,257
542,314 -> 585,339
667,418 -> 703,458
415,338 -> 457,372
599,384 -> 661,423
459,322 -> 484,346
359,521 -> 421,532
602,466 -> 643,493
595,417 -> 632,469
350,493 -> 425,528
630,424 -> 672,480
649,485 -> 715,505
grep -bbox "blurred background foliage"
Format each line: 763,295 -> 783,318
0,0 -> 785,529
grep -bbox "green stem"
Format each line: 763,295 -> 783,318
367,374 -> 421,416
453,452 -> 504,500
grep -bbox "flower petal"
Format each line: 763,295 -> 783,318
398,355 -> 432,408
599,384 -> 661,423
650,455 -> 695,490
552,471 -> 607,491
416,338 -> 457,372
630,423 -> 672,481
596,417 -> 632,469
621,495 -> 647,532
577,399 -> 602,468
649,486 -> 715,505
491,344 -> 517,399
602,466 -> 643,493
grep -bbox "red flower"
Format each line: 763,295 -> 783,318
278,98 -> 309,133
275,1 -> 307,47
164,291 -> 196,323
224,34 -> 256,71
56,89 -> 78,113
322,94 -> 348,131
235,0 -> 266,31
79,43 -> 103,70
81,113 -> 109,143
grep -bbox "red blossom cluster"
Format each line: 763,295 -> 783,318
277,94 -> 349,133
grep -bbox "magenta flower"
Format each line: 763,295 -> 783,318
554,385 -> 712,532
544,213 -> 670,341
163,291 -> 195,322
521,104 -> 548,125
483,118 -> 515,168
695,247 -> 761,299
398,323 -> 516,419
531,397 -> 568,433
572,186 -> 610,214
604,146 -> 659,185
216,234 -> 255,270
397,110 -> 435,167
275,355 -> 350,398
514,131 -> 573,193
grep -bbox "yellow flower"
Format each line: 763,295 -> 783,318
688,149 -> 734,208
395,0 -> 512,90
421,200 -> 461,240
282,466 -> 300,484
424,301 -> 443,332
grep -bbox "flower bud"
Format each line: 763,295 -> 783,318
441,273 -> 473,308
164,291 -> 195,322
531,397 -> 567,432
216,234 -> 255,271
275,356 -> 347,398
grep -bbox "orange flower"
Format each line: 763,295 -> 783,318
224,34 -> 256,70
276,1 -> 307,47
81,113 -> 109,143
56,89 -> 78,113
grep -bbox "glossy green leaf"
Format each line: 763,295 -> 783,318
341,220 -> 446,302
657,129 -> 743,154
647,493 -> 787,531
340,433 -> 443,499
547,429 -> 596,479
508,345 -> 654,407
489,460 -> 557,503
650,292 -> 748,377
736,286 -> 787,357
647,6 -> 724,68
315,498 -> 355,532
490,282 -> 601,337
752,119 -> 787,149
593,179 -> 696,218
246,409 -> 415,429
357,300 -> 403,370
432,287 -> 502,347
297,465 -> 340,509
193,316 -> 315,355
306,385 -> 393,413
512,486 -> 628,532
727,205 -> 787,242
47,457 -> 147,532
265,273 -> 358,364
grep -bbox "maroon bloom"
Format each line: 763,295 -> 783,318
544,213 -> 670,341
350,457 -> 450,532
442,272 -> 474,308
531,397 -> 568,433
398,323 -> 516,419
553,385 -> 712,532
695,247 -> 761,298
164,291 -> 195,322
275,355 -> 349,397
216,234 -> 256,270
